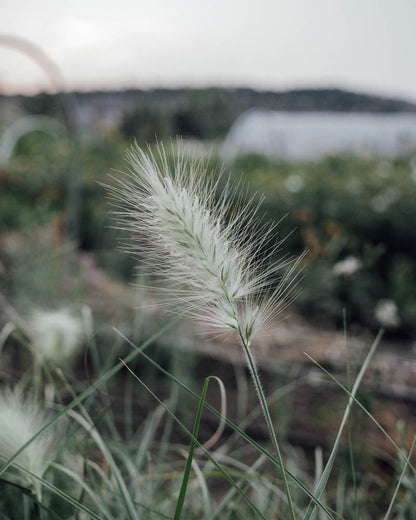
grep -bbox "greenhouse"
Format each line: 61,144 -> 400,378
222,110 -> 416,161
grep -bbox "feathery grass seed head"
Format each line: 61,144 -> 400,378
109,144 -> 300,343
0,389 -> 56,496
29,308 -> 83,362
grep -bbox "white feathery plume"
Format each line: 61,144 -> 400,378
109,143 -> 300,344
29,308 -> 83,362
0,389 -> 56,497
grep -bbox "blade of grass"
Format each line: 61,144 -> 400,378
343,312 -> 358,520
174,376 -> 218,520
67,409 -> 139,520
134,405 -> 168,473
314,447 -> 325,520
335,467 -> 347,518
201,376 -> 226,451
238,330 -> 295,520
115,328 -> 336,520
121,361 -> 267,520
0,477 -> 65,520
208,453 -> 306,519
0,322 -> 15,353
383,433 -> 416,520
86,457 -> 174,520
304,354 -> 416,475
208,454 -> 266,520
303,330 -> 383,520
190,457 -> 211,520
0,461 -> 102,520
51,462 -> 113,519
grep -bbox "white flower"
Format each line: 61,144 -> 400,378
29,308 -> 83,362
108,144 -> 300,344
0,390 -> 55,497
370,187 -> 400,213
285,174 -> 304,193
375,160 -> 392,179
375,299 -> 400,328
333,256 -> 362,277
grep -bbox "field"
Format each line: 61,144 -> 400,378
0,109 -> 415,518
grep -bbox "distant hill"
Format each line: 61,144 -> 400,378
229,87 -> 416,112
18,86 -> 416,111
1,87 -> 416,139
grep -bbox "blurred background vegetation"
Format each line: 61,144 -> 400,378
2,87 -> 416,338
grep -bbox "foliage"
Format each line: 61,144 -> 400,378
231,154 -> 416,336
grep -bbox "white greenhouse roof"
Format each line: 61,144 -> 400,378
222,110 -> 416,161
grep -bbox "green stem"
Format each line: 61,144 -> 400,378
173,376 -> 211,520
238,329 -> 296,520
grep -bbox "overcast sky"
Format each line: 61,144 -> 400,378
0,0 -> 415,100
